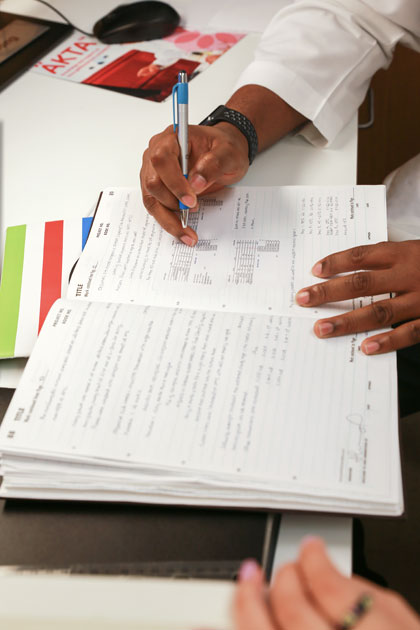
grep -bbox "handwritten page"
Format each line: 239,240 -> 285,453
0,299 -> 401,514
67,186 -> 387,319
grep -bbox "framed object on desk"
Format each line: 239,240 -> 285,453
0,11 -> 72,91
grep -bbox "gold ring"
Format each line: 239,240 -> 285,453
336,594 -> 373,630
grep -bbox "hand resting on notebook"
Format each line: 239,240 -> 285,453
234,537 -> 420,630
295,241 -> 420,354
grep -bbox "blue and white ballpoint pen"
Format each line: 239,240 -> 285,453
172,70 -> 189,228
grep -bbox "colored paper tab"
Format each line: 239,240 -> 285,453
38,221 -> 63,333
82,217 -> 93,249
0,225 -> 26,358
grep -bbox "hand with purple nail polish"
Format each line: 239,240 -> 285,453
233,538 -> 420,630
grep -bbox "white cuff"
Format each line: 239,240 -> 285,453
235,59 -> 355,146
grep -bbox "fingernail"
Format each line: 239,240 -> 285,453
181,194 -> 196,207
190,174 -> 207,193
238,559 -> 259,582
301,535 -> 323,547
296,290 -> 310,305
180,235 -> 195,247
312,262 -> 323,276
317,322 -> 334,336
363,341 -> 380,355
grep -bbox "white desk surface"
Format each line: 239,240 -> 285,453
0,0 -> 357,385
0,0 -> 354,615
0,0 -> 356,230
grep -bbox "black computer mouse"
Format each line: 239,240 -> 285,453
93,1 -> 180,44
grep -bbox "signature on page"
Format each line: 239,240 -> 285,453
340,413 -> 368,484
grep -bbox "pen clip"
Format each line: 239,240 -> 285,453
172,82 -> 179,133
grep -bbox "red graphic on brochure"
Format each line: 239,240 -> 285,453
33,28 -> 244,102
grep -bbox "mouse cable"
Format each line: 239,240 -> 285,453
32,0 -> 95,38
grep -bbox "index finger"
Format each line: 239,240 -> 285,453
142,192 -> 198,245
312,242 -> 398,278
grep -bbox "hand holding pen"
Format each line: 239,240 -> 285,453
140,94 -> 252,245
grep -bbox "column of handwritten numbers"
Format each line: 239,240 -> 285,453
230,240 -> 257,284
305,195 -> 316,274
272,317 -> 298,479
297,193 -> 315,284
342,191 -> 349,241
188,212 -> 199,231
168,243 -> 194,282
313,195 -> 323,265
325,194 -> 334,238
334,194 -> 340,238
167,310 -> 215,468
193,240 -> 217,285
242,316 -> 290,478
299,196 -> 307,236
167,204 -> 210,283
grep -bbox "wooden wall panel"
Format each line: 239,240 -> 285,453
357,45 -> 420,184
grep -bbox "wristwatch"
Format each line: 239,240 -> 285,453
199,105 -> 258,165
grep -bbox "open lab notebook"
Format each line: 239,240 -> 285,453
0,186 -> 403,516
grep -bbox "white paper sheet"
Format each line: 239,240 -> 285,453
67,186 -> 388,320
0,298 -> 401,513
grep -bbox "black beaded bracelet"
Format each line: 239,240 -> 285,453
200,105 -> 258,165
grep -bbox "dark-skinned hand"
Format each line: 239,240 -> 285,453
296,241 -> 420,355
140,122 -> 249,247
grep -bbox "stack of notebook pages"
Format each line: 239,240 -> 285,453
0,186 -> 403,516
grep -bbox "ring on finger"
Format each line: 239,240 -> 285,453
336,594 -> 373,630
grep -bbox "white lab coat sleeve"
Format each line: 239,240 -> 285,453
235,0 -> 420,145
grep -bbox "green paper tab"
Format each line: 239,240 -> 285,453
0,225 -> 26,358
